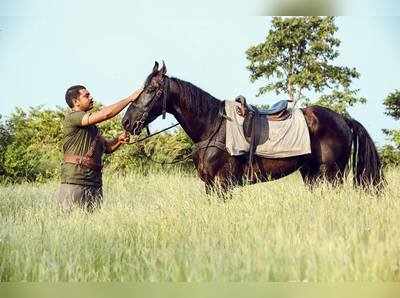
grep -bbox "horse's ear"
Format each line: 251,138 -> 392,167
152,61 -> 159,73
160,60 -> 167,75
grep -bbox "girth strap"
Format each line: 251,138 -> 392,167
64,154 -> 102,172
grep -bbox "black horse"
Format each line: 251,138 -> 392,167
123,62 -> 383,193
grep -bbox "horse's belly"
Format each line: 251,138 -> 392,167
251,156 -> 303,181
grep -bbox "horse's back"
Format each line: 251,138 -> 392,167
301,106 -> 352,139
301,105 -> 353,166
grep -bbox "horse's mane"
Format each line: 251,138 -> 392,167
170,77 -> 221,115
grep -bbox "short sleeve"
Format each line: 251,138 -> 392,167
67,111 -> 86,127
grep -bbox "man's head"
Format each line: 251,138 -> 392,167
65,85 -> 94,111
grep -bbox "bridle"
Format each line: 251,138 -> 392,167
125,73 -> 227,165
132,75 -> 170,135
126,75 -> 193,164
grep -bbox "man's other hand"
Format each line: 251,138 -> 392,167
118,131 -> 130,144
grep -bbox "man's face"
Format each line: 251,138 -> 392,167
73,89 -> 94,111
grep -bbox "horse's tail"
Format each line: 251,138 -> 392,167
345,118 -> 384,189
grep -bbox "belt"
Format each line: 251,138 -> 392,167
63,154 -> 103,172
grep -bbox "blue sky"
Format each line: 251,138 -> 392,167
0,1 -> 399,146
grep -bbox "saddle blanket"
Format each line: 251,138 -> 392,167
225,100 -> 311,158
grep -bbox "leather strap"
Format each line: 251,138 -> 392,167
194,140 -> 227,152
63,131 -> 103,172
64,154 -> 102,172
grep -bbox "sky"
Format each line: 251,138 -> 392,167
0,1 -> 399,146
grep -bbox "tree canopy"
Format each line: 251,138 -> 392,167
246,16 -> 365,114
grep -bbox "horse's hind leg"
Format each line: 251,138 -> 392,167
301,162 -> 346,188
323,162 -> 347,186
300,164 -> 321,189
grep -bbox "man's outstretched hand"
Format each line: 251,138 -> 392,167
128,88 -> 144,102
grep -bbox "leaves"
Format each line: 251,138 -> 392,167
1,107 -> 64,182
246,17 -> 364,114
383,89 -> 400,120
313,88 -> 366,116
0,106 -> 195,183
381,90 -> 400,167
382,91 -> 400,149
380,145 -> 400,168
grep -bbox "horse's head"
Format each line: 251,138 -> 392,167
122,61 -> 169,135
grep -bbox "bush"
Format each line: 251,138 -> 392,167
0,105 -> 195,183
381,90 -> 400,168
0,115 -> 11,178
101,118 -> 194,175
380,145 -> 400,168
1,107 -> 64,182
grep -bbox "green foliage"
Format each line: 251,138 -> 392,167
313,88 -> 366,116
383,89 -> 400,120
254,104 -> 271,111
382,128 -> 400,147
246,16 -> 365,114
380,145 -> 400,168
0,115 -> 11,177
0,105 -> 194,183
381,90 -> 400,167
2,107 -> 64,182
380,129 -> 400,166
97,111 -> 194,174
103,126 -> 194,175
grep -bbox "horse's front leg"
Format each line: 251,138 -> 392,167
204,176 -> 232,198
194,148 -> 239,199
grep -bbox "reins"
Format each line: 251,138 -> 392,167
125,122 -> 192,165
124,75 -> 227,165
126,123 -> 180,145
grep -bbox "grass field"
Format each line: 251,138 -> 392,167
0,168 -> 399,281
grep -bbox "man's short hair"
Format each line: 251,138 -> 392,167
65,85 -> 86,108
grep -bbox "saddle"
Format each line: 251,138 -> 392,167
235,95 -> 291,179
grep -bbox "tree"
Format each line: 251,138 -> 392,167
2,107 -> 64,182
383,89 -> 400,120
381,89 -> 400,167
246,16 -> 366,114
0,104 -> 195,183
0,115 -> 11,177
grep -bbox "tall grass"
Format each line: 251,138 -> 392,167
0,168 -> 399,281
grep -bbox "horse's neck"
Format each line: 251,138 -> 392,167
168,79 -> 221,143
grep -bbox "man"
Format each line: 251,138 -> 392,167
57,85 -> 142,212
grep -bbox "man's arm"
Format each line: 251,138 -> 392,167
104,132 -> 130,154
81,89 -> 142,126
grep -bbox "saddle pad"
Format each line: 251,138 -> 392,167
225,100 -> 311,158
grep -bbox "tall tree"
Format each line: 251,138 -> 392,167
246,16 -> 365,114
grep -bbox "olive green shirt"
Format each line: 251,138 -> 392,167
60,111 -> 105,187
